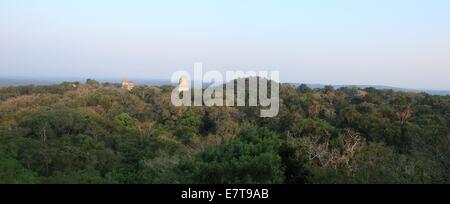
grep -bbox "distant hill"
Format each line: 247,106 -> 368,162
217,80 -> 450,96
1,77 -> 449,96
0,77 -> 170,87
290,83 -> 450,96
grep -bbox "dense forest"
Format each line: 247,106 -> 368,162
0,79 -> 448,184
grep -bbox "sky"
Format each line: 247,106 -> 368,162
0,0 -> 449,90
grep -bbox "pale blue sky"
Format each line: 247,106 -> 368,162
1,0 -> 449,89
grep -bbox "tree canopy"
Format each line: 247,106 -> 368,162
0,81 -> 448,184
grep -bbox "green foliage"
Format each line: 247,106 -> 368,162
86,79 -> 100,87
181,127 -> 284,184
174,108 -> 203,143
0,81 -> 448,184
114,112 -> 137,130
0,142 -> 38,184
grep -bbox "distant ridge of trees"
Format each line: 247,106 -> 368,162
2,77 -> 448,96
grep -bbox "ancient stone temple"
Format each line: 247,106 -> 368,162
178,75 -> 190,92
121,79 -> 135,91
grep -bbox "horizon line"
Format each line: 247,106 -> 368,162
1,75 -> 450,92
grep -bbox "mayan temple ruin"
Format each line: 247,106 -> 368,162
178,75 -> 190,92
121,79 -> 135,91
